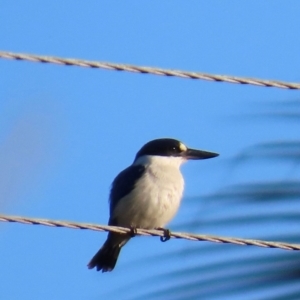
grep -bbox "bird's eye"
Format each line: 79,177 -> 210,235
171,146 -> 179,153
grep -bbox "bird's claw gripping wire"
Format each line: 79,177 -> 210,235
129,226 -> 137,237
157,227 -> 171,242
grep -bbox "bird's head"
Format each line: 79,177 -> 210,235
134,138 -> 219,167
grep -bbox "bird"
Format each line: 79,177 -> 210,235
87,138 -> 219,272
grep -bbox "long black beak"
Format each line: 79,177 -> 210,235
184,148 -> 219,160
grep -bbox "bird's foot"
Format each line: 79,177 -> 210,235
129,226 -> 137,237
156,227 -> 171,242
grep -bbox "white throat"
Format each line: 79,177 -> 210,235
133,155 -> 186,169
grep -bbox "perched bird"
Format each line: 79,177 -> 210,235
88,138 -> 218,272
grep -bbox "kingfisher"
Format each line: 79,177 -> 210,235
88,138 -> 218,272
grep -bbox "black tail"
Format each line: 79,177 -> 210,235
87,233 -> 129,272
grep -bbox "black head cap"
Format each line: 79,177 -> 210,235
135,138 -> 186,160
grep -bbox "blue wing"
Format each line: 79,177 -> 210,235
109,164 -> 145,225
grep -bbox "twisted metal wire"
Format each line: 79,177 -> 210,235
1,214 -> 300,251
1,50 -> 300,89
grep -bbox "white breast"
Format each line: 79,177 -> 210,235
112,155 -> 185,229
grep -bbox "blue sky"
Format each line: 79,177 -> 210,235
1,2 -> 300,300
